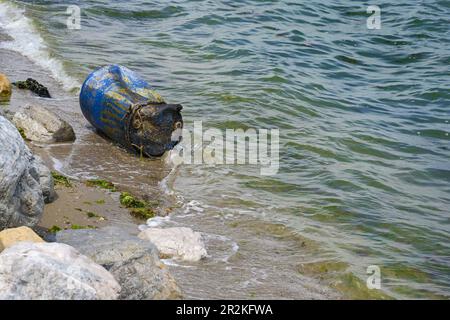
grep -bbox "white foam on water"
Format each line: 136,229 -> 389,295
50,156 -> 65,173
145,215 -> 171,228
0,1 -> 80,91
137,224 -> 148,232
159,147 -> 183,196
161,259 -> 196,268
202,233 -> 240,263
231,242 -> 239,254
183,200 -> 205,214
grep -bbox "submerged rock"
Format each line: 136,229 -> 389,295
57,226 -> 181,299
12,78 -> 51,98
0,242 -> 120,300
0,226 -> 44,252
12,105 -> 75,143
0,115 -> 53,230
0,73 -> 12,99
138,227 -> 207,262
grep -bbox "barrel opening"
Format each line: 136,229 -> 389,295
127,103 -> 183,157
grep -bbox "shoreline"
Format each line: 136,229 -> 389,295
0,34 -> 348,298
2,0 -> 450,300
0,45 -> 372,299
0,41 -> 145,237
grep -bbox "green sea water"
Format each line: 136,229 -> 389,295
0,0 -> 449,299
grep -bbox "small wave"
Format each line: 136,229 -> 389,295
85,5 -> 185,20
183,200 -> 205,214
159,144 -> 186,196
50,156 -> 65,173
0,2 -> 80,91
202,233 -> 240,263
145,216 -> 171,228
161,259 -> 197,268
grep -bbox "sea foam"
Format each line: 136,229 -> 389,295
0,2 -> 80,91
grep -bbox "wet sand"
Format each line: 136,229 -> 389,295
38,181 -> 140,239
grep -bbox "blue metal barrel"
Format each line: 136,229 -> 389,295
79,65 -> 183,156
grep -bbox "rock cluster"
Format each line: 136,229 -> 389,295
0,242 -> 120,300
0,225 -> 185,300
0,107 -> 202,300
57,227 -> 182,299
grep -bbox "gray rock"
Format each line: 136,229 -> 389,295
0,33 -> 13,42
0,115 -> 51,230
12,105 -> 75,143
0,109 -> 14,121
0,242 -> 120,300
33,156 -> 55,203
0,112 -> 55,204
138,227 -> 207,262
57,227 -> 181,300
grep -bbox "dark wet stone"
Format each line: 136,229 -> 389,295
13,78 -> 51,98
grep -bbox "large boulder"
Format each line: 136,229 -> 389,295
57,227 -> 181,300
12,105 -> 75,143
0,115 -> 54,230
138,227 -> 207,262
0,226 -> 44,252
0,242 -> 120,300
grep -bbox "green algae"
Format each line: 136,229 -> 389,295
17,127 -> 27,140
331,273 -> 392,300
120,192 -> 155,220
297,260 -> 392,300
86,211 -> 99,218
228,221 -> 239,228
48,225 -> 62,234
120,192 -> 146,208
382,265 -> 430,283
51,171 -> 72,188
85,179 -> 116,191
129,207 -> 155,220
95,199 -> 105,205
70,224 -> 97,230
297,260 -> 349,278
391,285 -> 447,300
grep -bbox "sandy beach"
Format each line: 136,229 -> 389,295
37,181 -> 140,239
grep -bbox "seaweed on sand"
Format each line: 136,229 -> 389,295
85,179 -> 116,191
120,192 -> 155,220
51,171 -> 72,188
